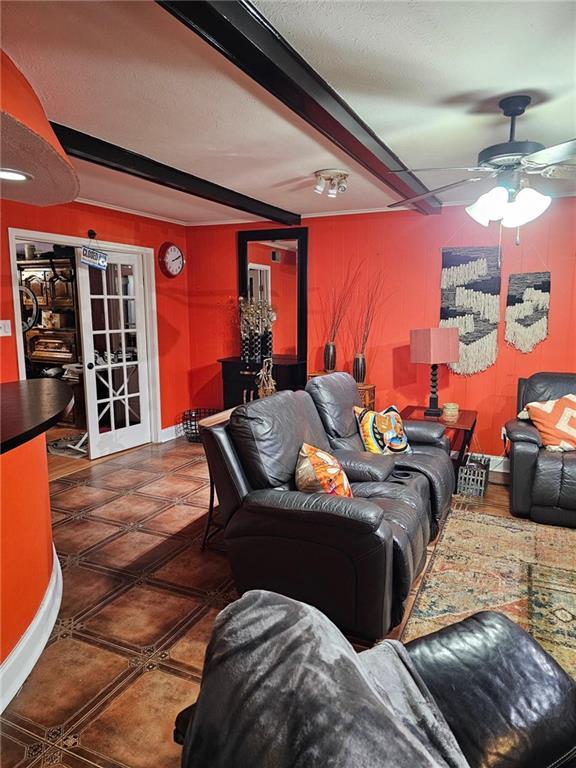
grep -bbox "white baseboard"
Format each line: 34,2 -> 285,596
487,454 -> 510,474
158,425 -> 179,443
0,548 -> 62,712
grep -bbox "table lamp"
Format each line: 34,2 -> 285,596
410,327 -> 460,417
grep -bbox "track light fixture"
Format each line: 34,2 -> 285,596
313,169 -> 349,198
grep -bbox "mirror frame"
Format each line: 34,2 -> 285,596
238,227 -> 308,363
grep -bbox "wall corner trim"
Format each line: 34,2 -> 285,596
0,548 -> 62,713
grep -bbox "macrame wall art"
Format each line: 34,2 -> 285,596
505,272 -> 550,353
440,246 -> 502,375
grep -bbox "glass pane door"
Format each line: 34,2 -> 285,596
77,251 -> 150,458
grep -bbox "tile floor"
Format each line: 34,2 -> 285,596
0,437 -> 513,768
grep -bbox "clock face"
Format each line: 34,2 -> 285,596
159,242 -> 185,277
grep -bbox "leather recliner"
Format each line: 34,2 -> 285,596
505,371 -> 576,528
305,373 -> 455,536
175,592 -> 576,768
201,388 -> 434,639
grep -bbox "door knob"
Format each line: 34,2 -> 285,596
87,362 -> 94,370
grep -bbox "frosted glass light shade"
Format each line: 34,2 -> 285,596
500,188 -> 552,228
465,186 -> 509,226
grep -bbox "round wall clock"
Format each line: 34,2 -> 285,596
158,242 -> 185,278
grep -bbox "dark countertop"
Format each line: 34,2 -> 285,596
1,379 -> 74,454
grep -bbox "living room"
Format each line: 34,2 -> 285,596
1,1 -> 575,767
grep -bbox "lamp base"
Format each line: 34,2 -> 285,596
424,407 -> 443,417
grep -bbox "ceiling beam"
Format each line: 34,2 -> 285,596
50,123 -> 301,226
157,0 -> 441,215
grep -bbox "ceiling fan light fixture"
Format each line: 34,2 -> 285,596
314,174 -> 326,194
465,186 -> 509,226
327,179 -> 338,198
500,187 -> 552,228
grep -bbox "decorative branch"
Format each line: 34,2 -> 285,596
351,272 -> 383,354
322,263 -> 361,343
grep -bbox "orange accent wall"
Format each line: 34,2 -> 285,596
0,435 -> 53,661
187,198 -> 576,455
0,199 -> 190,427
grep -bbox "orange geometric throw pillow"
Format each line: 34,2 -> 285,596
525,394 -> 576,451
295,443 -> 353,497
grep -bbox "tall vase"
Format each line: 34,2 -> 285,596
324,342 -> 336,372
352,352 -> 366,384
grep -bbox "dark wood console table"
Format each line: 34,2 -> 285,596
219,356 -> 307,409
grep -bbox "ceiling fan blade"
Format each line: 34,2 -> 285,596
521,139 -> 576,168
384,166 -> 493,174
388,176 -> 487,209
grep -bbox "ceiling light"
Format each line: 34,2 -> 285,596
465,186 -> 509,226
465,184 -> 552,228
501,188 -> 552,228
0,168 -> 32,182
312,169 -> 349,198
314,174 -> 326,194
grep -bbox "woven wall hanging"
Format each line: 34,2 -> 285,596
505,271 -> 550,353
440,246 -> 501,375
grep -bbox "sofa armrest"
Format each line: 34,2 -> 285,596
240,489 -> 385,534
404,419 -> 446,446
332,450 -> 395,482
505,418 -> 542,446
406,611 -> 576,768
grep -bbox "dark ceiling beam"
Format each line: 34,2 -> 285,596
157,0 -> 441,215
50,123 -> 301,226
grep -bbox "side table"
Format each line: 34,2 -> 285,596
400,405 -> 478,471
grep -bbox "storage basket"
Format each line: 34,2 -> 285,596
457,453 -> 490,497
181,408 -> 218,443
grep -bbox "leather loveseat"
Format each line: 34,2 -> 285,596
306,373 -> 455,536
505,372 -> 576,528
175,591 -> 576,768
201,388 -> 435,639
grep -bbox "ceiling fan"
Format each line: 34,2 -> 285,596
387,95 -> 576,226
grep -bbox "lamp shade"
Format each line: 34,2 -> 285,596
410,327 -> 459,364
0,50 -> 79,205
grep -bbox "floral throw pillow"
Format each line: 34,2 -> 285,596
354,405 -> 412,455
295,443 -> 353,497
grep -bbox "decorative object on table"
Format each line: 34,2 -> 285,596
442,402 -> 460,422
238,296 -> 275,365
295,443 -> 353,497
322,264 -> 360,372
354,405 -> 412,455
356,382 -> 376,411
410,327 -> 459,416
351,275 -> 382,383
181,408 -> 218,443
259,300 -> 275,359
440,246 -> 501,375
505,272 -> 550,353
456,453 -> 490,497
256,357 -> 276,399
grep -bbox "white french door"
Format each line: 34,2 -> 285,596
77,251 -> 151,458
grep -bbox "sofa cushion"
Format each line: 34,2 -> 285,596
306,372 -> 365,450
355,405 -> 412,455
525,394 -> 576,451
295,443 -> 353,498
519,372 -> 576,410
228,390 -> 330,489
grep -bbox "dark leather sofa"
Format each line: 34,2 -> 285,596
175,592 -> 576,768
306,373 -> 455,535
202,388 -> 436,639
505,371 -> 576,528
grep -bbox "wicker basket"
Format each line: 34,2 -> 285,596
181,408 -> 218,443
457,453 -> 490,497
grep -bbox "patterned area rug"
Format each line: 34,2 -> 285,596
401,497 -> 576,678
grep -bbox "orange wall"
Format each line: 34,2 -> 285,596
0,199 -> 190,427
187,198 -> 576,455
0,435 -> 53,661
247,241 -> 298,355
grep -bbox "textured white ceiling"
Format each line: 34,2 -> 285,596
254,0 -> 576,201
1,0 -> 574,223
